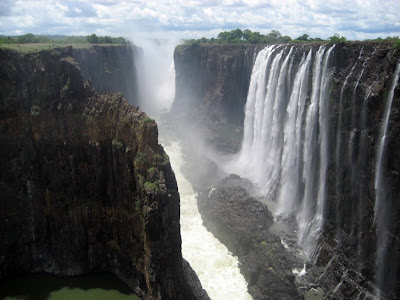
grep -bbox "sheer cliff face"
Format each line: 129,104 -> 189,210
173,42 -> 400,298
172,44 -> 258,125
72,45 -> 140,105
324,43 -> 400,297
0,47 -> 196,299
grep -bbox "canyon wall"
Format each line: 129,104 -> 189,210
72,45 -> 140,105
172,44 -> 259,125
173,42 -> 400,299
0,46 -> 207,300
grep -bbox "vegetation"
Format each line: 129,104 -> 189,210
181,28 -> 400,48
135,151 -> 147,165
327,33 -> 347,44
136,197 -> 143,212
147,167 -> 156,174
389,36 -> 400,49
0,33 -> 129,45
85,33 -> 128,45
0,33 -> 130,53
144,181 -> 159,193
140,116 -> 154,128
162,153 -> 170,165
112,138 -> 124,150
182,29 -> 291,45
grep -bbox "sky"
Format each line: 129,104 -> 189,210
0,0 -> 399,41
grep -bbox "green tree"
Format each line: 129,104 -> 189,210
281,35 -> 292,43
217,31 -> 230,41
87,33 -> 99,44
328,33 -> 346,44
268,30 -> 281,39
248,31 -> 261,44
297,34 -> 310,41
17,33 -> 36,43
231,28 -> 243,40
243,29 -> 252,41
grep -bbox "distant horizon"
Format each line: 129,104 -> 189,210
0,0 -> 399,42
1,31 -> 398,45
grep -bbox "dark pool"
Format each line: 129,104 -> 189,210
0,272 -> 140,300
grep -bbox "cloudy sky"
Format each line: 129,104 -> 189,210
0,0 -> 399,41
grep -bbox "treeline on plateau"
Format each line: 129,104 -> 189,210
0,33 -> 129,45
183,28 -> 400,46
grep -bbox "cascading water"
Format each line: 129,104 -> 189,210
234,44 -> 335,257
301,45 -> 335,256
277,49 -> 312,218
374,59 -> 400,294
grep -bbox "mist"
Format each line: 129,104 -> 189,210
130,37 -> 177,118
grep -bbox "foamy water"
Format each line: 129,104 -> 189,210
163,141 -> 252,300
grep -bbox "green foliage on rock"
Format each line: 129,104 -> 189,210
135,197 -> 143,212
112,139 -> 124,149
140,116 -> 154,128
162,153 -> 170,165
135,151 -> 147,164
144,181 -> 159,193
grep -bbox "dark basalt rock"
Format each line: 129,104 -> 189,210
0,47 -> 207,300
172,44 -> 258,126
197,174 -> 300,300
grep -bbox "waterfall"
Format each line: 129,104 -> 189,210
277,50 -> 312,217
299,45 -> 335,256
240,45 -> 278,185
374,59 -> 400,222
374,59 -> 400,292
236,45 -> 335,257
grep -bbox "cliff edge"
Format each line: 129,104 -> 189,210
0,46 -> 207,300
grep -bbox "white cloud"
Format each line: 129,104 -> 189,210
0,0 -> 399,40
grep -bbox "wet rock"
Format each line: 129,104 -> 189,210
197,174 -> 300,299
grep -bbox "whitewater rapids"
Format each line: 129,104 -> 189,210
163,140 -> 252,300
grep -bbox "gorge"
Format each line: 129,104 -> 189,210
0,39 -> 399,300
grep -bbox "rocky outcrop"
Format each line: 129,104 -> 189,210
197,174 -> 300,300
0,47 -> 207,299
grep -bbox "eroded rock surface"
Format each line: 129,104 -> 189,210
0,47 -> 207,300
197,174 -> 300,300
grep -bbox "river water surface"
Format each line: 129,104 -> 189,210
162,139 -> 252,300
